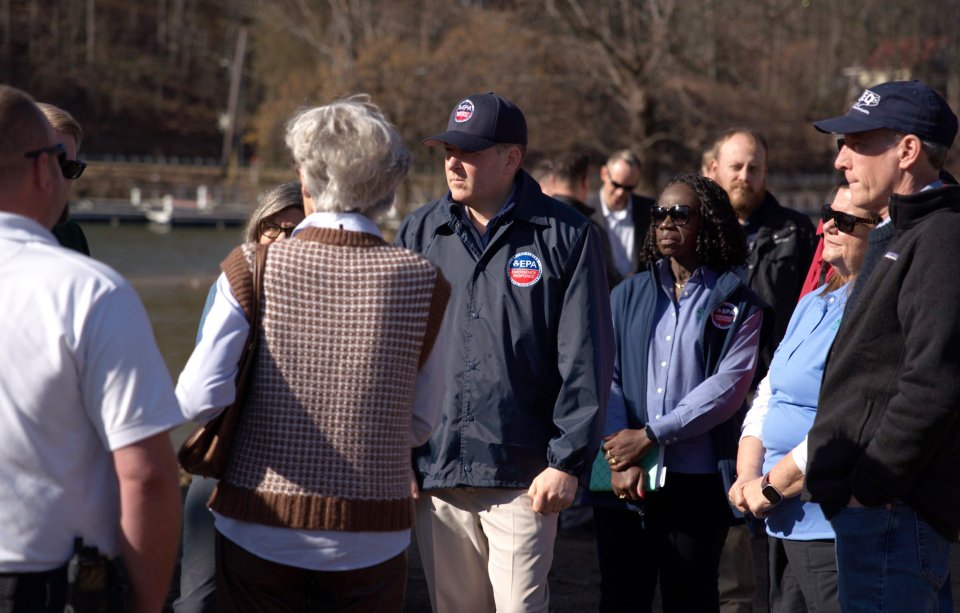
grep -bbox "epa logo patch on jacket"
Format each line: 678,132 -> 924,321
507,252 -> 542,287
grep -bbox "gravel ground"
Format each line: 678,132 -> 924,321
167,482 -> 958,612
405,519 -> 960,612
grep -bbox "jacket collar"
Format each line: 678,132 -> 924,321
426,169 -> 552,236
743,191 -> 783,227
552,194 -> 596,219
889,184 -> 960,230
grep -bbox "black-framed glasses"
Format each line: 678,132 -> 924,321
651,204 -> 695,227
24,143 -> 85,179
258,220 -> 296,239
821,203 -> 879,234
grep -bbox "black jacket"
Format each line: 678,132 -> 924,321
395,170 -> 615,489
843,221 -> 894,314
806,185 -> 960,540
743,192 -> 816,383
552,194 -> 622,291
586,192 -> 656,278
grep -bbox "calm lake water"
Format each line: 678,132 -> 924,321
83,223 -> 244,442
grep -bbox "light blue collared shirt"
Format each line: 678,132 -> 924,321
603,260 -> 763,473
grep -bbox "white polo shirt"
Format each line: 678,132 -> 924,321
0,212 -> 183,572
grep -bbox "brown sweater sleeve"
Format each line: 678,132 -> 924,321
418,269 -> 451,369
220,244 -> 255,320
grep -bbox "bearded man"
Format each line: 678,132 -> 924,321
709,128 -> 815,386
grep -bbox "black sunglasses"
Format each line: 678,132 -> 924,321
604,167 -> 638,192
610,179 -> 638,192
24,143 -> 86,179
258,221 -> 296,239
651,204 -> 694,227
60,159 -> 86,180
821,203 -> 879,234
836,134 -> 901,154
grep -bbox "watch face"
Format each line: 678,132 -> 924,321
762,484 -> 782,505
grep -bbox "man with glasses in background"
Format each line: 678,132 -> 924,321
589,149 -> 656,283
806,80 -> 960,612
0,84 -> 183,612
529,150 -> 622,290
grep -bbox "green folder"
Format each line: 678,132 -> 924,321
588,444 -> 665,494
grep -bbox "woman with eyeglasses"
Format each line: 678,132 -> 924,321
174,181 -> 304,613
588,173 -> 766,612
728,184 -> 876,612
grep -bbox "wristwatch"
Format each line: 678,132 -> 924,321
760,473 -> 783,506
644,424 -> 658,444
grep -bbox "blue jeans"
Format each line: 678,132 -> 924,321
174,476 -> 218,613
831,503 -> 953,613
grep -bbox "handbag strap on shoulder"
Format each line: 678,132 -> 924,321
251,243 -> 268,333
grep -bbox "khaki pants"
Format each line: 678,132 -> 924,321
414,487 -> 559,613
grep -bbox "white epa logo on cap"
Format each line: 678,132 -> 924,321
852,90 -> 881,115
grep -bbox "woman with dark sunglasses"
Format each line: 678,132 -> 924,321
729,184 -> 875,612
587,174 -> 767,612
174,181 -> 304,613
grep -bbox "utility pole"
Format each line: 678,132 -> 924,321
220,23 -> 248,172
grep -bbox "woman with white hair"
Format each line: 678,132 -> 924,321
175,95 -> 449,612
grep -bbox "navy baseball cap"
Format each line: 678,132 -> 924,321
423,93 -> 527,152
814,80 -> 958,148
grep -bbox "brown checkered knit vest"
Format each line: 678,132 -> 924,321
209,227 -> 450,531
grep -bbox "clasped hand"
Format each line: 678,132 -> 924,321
602,428 -> 654,472
728,474 -> 774,518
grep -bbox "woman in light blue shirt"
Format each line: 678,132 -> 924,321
729,184 -> 878,612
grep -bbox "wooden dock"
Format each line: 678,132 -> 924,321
70,198 -> 250,227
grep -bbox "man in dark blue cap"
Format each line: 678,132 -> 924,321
805,80 -> 960,612
395,93 -> 613,612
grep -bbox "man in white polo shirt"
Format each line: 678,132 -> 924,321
0,85 -> 183,612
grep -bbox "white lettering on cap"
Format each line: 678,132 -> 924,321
852,90 -> 881,115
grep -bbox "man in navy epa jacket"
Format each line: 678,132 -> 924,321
395,92 -> 614,613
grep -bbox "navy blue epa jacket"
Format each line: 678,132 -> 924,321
612,267 -> 768,510
395,170 -> 615,489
